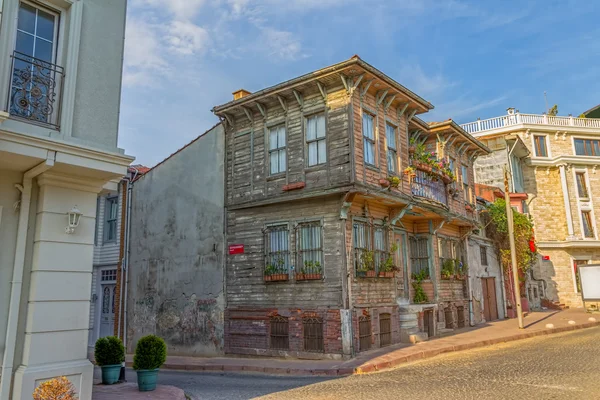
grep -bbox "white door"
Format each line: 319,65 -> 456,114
99,283 -> 116,338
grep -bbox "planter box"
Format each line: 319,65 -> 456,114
264,273 -> 289,282
282,182 -> 305,191
366,270 -> 377,278
378,178 -> 390,187
296,273 -> 322,281
378,271 -> 394,278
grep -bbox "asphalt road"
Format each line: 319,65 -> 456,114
115,326 -> 600,400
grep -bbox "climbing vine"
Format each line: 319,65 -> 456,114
483,199 -> 536,273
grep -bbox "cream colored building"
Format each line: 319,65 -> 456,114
462,109 -> 600,309
0,1 -> 132,399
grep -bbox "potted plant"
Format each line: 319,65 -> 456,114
357,251 -> 376,277
264,258 -> 289,282
94,336 -> 125,385
296,260 -> 323,280
387,175 -> 401,188
404,166 -> 416,178
133,335 -> 167,392
455,259 -> 467,279
465,203 -> 474,212
441,259 -> 455,280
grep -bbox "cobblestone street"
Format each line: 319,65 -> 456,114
143,326 -> 600,400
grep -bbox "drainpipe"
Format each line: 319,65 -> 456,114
0,156 -> 54,399
123,168 -> 138,353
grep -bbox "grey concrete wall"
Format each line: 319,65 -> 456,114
71,0 -> 127,151
127,123 -> 225,356
474,149 -> 507,190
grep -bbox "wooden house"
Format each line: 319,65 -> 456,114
212,56 -> 491,359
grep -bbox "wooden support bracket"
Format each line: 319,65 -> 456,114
256,102 -> 267,119
277,95 -> 287,113
241,106 -> 253,123
293,90 -> 304,108
390,203 -> 413,226
316,82 -> 327,101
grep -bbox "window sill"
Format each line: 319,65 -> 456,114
267,173 -> 286,182
365,164 -> 379,172
305,164 -> 326,173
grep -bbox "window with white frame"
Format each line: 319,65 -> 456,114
362,113 -> 375,166
297,222 -> 323,273
576,172 -> 589,199
306,113 -> 326,166
581,211 -> 595,238
510,154 -> 524,192
386,123 -> 397,173
269,125 -> 286,175
574,139 -> 600,156
265,224 -> 290,274
11,1 -> 62,126
104,197 -> 118,242
533,135 -> 548,157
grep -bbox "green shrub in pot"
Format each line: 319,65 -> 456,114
133,335 -> 167,392
95,336 -> 125,384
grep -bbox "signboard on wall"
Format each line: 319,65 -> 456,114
228,244 -> 244,255
579,264 -> 600,301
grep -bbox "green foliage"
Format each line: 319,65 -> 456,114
484,199 -> 536,273
265,257 -> 286,276
358,250 -> 375,272
94,336 -> 125,366
301,260 -> 322,274
133,335 -> 167,371
548,104 -> 558,116
441,259 -> 455,278
411,268 -> 430,303
578,113 -> 586,118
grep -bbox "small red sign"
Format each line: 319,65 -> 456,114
229,244 -> 244,255
542,255 -> 550,261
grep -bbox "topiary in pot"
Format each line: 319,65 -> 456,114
133,335 -> 167,392
94,336 -> 125,385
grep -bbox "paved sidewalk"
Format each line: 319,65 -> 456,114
124,309 -> 598,377
92,382 -> 186,399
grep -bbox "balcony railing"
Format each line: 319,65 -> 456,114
411,169 -> 448,206
461,111 -> 600,135
8,51 -> 64,129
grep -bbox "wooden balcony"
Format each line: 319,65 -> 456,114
411,169 -> 448,206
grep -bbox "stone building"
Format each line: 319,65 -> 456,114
463,109 -> 600,309
212,56 -> 490,359
126,124 -> 226,357
0,0 -> 132,398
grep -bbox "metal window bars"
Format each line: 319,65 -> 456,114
270,316 -> 290,350
296,222 -> 323,279
303,317 -> 324,352
264,225 -> 290,281
8,51 -> 64,129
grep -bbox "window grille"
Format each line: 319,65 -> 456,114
101,269 -> 117,282
358,315 -> 372,351
303,317 -> 324,352
409,236 -> 430,278
264,224 -> 290,275
480,246 -> 488,266
379,313 -> 392,347
270,316 -> 289,350
297,222 -> 323,275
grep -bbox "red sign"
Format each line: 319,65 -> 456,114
229,244 -> 244,255
542,255 -> 550,261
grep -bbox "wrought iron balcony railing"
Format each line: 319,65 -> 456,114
411,169 -> 448,206
8,51 -> 64,129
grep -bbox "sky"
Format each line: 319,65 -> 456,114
118,0 -> 600,167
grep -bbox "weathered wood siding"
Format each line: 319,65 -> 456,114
226,195 -> 344,308
225,86 -> 352,208
351,88 -> 411,196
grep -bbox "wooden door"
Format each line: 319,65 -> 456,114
393,231 -> 409,299
100,284 -> 116,338
423,309 -> 434,337
482,278 -> 499,321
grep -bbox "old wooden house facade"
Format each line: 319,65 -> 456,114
212,56 -> 490,359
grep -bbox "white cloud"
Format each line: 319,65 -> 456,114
123,18 -> 169,86
396,64 -> 457,98
132,0 -> 207,20
166,20 -> 210,55
261,28 -> 304,60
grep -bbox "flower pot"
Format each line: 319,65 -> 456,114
264,275 -> 272,282
100,364 -> 121,385
378,178 -> 390,187
442,175 -> 453,184
366,270 -> 376,278
408,146 -> 415,154
137,369 -> 159,392
378,271 -> 394,278
296,273 -> 322,281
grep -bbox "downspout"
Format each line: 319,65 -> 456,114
0,156 -> 55,399
506,139 -> 519,193
116,178 -> 127,339
123,168 -> 138,353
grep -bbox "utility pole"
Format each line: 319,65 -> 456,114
504,166 -> 524,329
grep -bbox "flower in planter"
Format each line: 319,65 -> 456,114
387,176 -> 401,188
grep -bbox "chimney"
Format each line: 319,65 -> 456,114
233,89 -> 252,100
